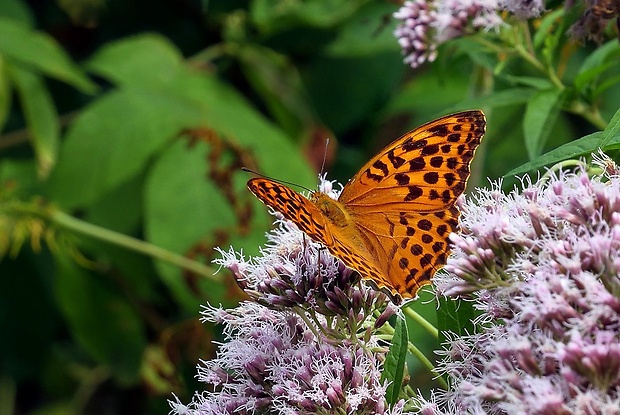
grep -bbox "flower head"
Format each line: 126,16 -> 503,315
393,0 -> 503,68
393,0 -> 551,68
174,302 -> 390,414
173,177 -> 401,414
393,0 -> 438,68
424,154 -> 620,413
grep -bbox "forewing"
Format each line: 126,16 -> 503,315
247,178 -> 333,246
339,110 -> 485,212
249,178 -> 394,299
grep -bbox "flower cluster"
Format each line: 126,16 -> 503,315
169,146 -> 620,413
393,0 -> 438,69
221,219 -> 386,321
421,154 -> 620,413
393,0 -> 507,68
169,302 -> 390,414
393,0 -> 619,68
169,180 -> 403,414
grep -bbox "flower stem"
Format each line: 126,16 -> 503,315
403,307 -> 438,339
5,201 -> 218,279
566,100 -> 608,130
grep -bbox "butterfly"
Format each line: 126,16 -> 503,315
247,110 -> 485,304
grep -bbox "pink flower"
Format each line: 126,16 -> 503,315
172,178 -> 400,414
425,153 -> 620,413
393,0 -> 551,68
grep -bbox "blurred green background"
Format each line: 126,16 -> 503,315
1,0 -> 618,414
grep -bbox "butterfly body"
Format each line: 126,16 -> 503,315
311,192 -> 377,261
248,110 -> 486,303
312,193 -> 350,229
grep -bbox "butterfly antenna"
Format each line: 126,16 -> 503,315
241,167 -> 314,193
319,137 -> 330,179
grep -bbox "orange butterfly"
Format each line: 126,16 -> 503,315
248,110 -> 485,304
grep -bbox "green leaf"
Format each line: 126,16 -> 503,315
381,316 -> 408,405
450,37 -> 497,72
505,131 -> 609,176
84,172 -> 144,235
0,0 -> 35,26
0,17 -> 96,93
436,297 -> 475,345
598,107 -> 620,148
533,9 -> 564,49
86,34 -> 183,88
593,73 -> 620,99
250,0 -> 360,34
444,88 -> 535,113
237,45 -> 312,138
53,254 -> 146,383
574,40 -> 620,99
303,53 -> 404,134
82,177 -> 162,304
7,63 -> 59,178
165,73 -> 316,186
325,2 -> 400,57
523,88 -> 565,159
0,54 -> 11,132
48,69 -> 316,209
385,69 -> 470,118
47,89 -> 204,209
540,13 -> 565,64
576,39 -> 620,79
500,75 -> 553,89
144,139 -> 235,310
574,61 -> 616,95
0,159 -> 39,198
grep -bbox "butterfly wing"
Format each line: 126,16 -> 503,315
347,206 -> 460,300
339,110 -> 485,300
339,110 -> 485,212
248,178 -> 392,299
247,178 -> 334,246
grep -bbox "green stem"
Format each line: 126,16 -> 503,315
516,21 -> 565,90
472,36 -> 509,59
520,20 -> 536,58
6,201 -> 218,280
69,366 -> 111,415
403,307 -> 438,340
540,159 -> 588,183
407,341 -> 447,389
512,43 -> 561,87
480,22 -> 564,90
379,319 -> 448,390
467,65 -> 494,188
566,100 -> 608,130
189,42 -> 238,64
546,65 -> 565,91
296,308 -> 325,341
